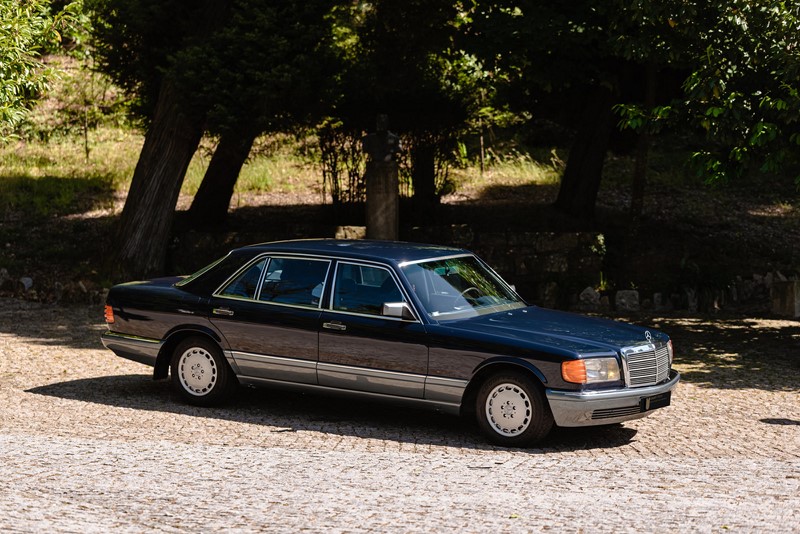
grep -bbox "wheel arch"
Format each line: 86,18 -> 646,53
460,358 -> 548,418
154,326 -> 226,380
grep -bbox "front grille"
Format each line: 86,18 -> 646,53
622,343 -> 670,387
592,406 -> 641,420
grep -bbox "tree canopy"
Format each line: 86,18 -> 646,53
72,0 -> 800,277
466,0 -> 800,217
0,0 -> 76,141
682,1 -> 800,184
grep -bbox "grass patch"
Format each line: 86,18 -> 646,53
1,128 -> 323,219
1,126 -> 142,185
181,134 -> 321,197
0,126 -> 140,218
450,148 -> 563,191
0,174 -> 113,218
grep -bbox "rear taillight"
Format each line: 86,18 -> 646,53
104,305 -> 115,324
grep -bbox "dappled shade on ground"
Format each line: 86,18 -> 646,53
641,315 -> 800,391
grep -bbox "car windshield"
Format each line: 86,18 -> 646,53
401,255 -> 525,320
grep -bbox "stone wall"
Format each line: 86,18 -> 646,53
168,224 -> 797,315
772,280 -> 800,318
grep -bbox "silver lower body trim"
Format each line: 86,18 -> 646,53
101,331 -> 162,367
545,370 -> 680,427
227,350 -> 316,384
237,375 -> 462,415
424,376 -> 469,405
318,362 -> 426,398
231,352 -> 466,407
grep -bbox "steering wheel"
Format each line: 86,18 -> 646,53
459,287 -> 482,300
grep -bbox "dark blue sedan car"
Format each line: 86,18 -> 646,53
102,239 -> 679,447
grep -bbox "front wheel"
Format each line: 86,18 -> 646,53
476,371 -> 554,447
170,337 -> 236,406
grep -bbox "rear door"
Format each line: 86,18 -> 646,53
209,255 -> 331,384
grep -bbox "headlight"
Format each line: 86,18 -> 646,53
562,357 -> 621,384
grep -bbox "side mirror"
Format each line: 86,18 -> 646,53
382,302 -> 415,320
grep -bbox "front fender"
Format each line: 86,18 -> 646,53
459,356 -> 551,418
473,356 -> 548,385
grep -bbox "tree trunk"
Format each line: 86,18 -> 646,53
187,129 -> 257,227
114,77 -> 204,280
554,84 -> 616,219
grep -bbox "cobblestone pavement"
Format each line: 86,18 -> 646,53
1,299 -> 798,532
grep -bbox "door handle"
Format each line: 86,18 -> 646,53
323,321 -> 347,331
212,307 -> 235,316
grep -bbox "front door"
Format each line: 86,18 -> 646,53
318,261 -> 429,398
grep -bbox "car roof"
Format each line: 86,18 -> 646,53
241,239 -> 470,265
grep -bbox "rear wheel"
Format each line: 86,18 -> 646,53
476,371 -> 554,447
170,337 -> 236,406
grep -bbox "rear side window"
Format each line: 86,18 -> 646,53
258,257 -> 330,308
218,258 -> 267,299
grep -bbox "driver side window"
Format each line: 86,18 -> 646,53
333,263 -> 404,316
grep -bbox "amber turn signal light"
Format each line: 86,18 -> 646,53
104,305 -> 115,324
562,360 -> 587,383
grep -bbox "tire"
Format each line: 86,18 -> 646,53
170,336 -> 236,406
475,371 -> 554,447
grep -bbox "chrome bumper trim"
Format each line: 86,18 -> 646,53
101,331 -> 162,367
545,370 -> 680,427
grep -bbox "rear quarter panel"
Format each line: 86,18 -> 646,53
106,280 -> 215,342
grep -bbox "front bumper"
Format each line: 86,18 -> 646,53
101,331 -> 162,367
545,370 -> 680,427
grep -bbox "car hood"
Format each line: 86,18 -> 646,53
442,306 -> 664,355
